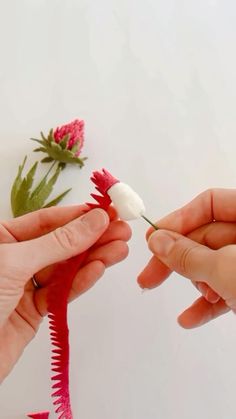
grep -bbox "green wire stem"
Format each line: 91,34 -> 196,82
141,215 -> 158,230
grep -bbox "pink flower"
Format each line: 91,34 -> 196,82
54,119 -> 84,156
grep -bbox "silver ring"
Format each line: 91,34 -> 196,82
31,275 -> 41,289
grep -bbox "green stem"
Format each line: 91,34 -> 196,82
44,160 -> 57,178
141,215 -> 158,230
31,160 -> 58,198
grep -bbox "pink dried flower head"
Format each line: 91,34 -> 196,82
54,119 -> 84,156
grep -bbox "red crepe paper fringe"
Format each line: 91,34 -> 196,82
87,168 -> 119,209
31,168 -> 117,418
47,254 -> 88,419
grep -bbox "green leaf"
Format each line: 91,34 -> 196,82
47,145 -> 84,165
34,147 -> 47,153
59,134 -> 70,150
30,176 -> 47,200
11,156 -> 27,215
27,166 -> 61,212
44,166 -> 61,192
48,129 -> 54,143
40,131 -> 47,141
43,188 -> 72,208
70,142 -> 79,153
13,161 -> 38,217
30,161 -> 57,200
31,138 -> 46,146
50,141 -> 62,151
31,131 -> 87,168
41,157 -> 54,163
10,158 -> 73,217
30,161 -> 55,200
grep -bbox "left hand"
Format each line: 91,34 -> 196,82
0,205 -> 131,382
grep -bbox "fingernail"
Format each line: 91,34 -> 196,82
140,288 -> 151,294
81,209 -> 108,231
148,231 -> 176,257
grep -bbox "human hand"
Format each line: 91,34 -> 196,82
0,205 -> 131,382
138,189 -> 236,328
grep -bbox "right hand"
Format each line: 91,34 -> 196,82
138,189 -> 236,328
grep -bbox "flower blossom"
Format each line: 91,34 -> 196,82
32,119 -> 87,167
54,119 -> 84,156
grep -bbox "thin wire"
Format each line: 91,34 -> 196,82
141,215 -> 158,230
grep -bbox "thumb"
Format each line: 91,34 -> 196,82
4,208 -> 109,278
148,229 -> 216,286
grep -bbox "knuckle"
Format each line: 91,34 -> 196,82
53,225 -> 79,251
214,246 -> 231,274
114,241 -> 129,261
200,188 -> 219,221
179,242 -> 199,275
212,247 -> 232,293
0,245 -> 27,281
201,188 -> 216,198
37,208 -> 53,234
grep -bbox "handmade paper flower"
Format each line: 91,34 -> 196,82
54,119 -> 84,156
32,119 -> 87,167
11,119 -> 87,218
89,169 -> 157,229
89,168 -> 146,220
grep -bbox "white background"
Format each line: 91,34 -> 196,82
1,1 -> 236,418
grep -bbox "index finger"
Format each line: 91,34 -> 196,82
2,205 -> 117,242
1,205 -> 88,241
147,188 -> 236,240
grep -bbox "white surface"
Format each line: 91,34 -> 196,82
1,1 -> 236,418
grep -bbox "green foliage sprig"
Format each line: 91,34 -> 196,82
10,119 -> 86,217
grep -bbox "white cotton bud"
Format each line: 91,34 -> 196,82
107,182 -> 146,221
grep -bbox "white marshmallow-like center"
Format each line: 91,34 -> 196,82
107,182 -> 146,221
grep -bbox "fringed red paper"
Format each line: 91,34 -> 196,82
30,168 -> 118,418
